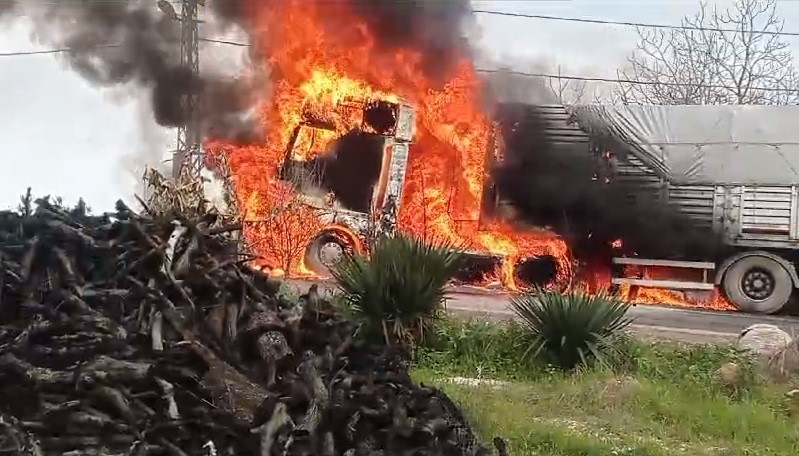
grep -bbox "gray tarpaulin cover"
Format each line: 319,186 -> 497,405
567,105 -> 799,185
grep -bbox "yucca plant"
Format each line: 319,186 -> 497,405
332,233 -> 464,347
510,290 -> 633,370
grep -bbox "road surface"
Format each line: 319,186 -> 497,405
285,279 -> 799,344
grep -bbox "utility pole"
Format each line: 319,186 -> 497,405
173,0 -> 202,181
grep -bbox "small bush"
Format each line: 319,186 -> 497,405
332,233 -> 463,346
510,290 -> 633,370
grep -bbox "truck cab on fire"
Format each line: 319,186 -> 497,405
278,98 -> 415,275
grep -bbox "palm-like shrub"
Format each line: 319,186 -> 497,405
332,233 -> 464,346
510,290 -> 632,370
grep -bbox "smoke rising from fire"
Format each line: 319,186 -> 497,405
491,103 -> 724,261
209,0 -> 473,85
346,0 -> 473,83
1,0 -> 255,141
1,0 -> 475,140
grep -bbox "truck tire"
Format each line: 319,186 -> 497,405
304,231 -> 355,278
722,255 -> 793,314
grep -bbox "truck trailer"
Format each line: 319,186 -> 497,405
564,104 -> 799,314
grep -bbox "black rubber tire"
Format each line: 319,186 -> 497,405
722,255 -> 793,314
304,231 -> 351,278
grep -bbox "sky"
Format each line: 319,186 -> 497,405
2,0 -> 799,212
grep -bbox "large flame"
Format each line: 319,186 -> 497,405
207,0 -> 731,310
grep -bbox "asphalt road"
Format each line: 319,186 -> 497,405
285,279 -> 799,344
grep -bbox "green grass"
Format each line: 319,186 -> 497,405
413,319 -> 799,456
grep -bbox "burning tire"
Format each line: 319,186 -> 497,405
304,230 -> 358,277
514,255 -> 558,289
722,255 -> 793,314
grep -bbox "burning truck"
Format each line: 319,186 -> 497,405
560,104 -> 799,315
250,94 -> 563,289
255,96 -> 799,316
206,0 -> 799,316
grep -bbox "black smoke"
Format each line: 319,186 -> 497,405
2,0 -> 255,141
210,0 -> 473,85
0,0 -> 475,140
206,0 -> 249,24
492,103 -> 724,261
346,0 -> 473,83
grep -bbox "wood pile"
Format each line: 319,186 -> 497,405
0,198 -> 503,456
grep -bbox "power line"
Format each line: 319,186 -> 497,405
4,8 -> 799,57
0,44 -> 118,57
192,37 -> 799,92
196,37 -> 799,94
0,48 -> 74,57
199,38 -> 248,47
4,2 -> 799,37
479,68 -> 799,93
0,39 -> 246,55
471,10 -> 799,37
5,38 -> 797,93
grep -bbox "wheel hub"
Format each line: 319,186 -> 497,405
741,268 -> 775,301
318,241 -> 344,268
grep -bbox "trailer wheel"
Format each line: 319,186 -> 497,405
722,255 -> 793,314
304,231 -> 356,278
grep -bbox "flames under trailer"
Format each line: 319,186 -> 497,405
564,104 -> 799,314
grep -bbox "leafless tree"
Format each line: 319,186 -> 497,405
486,66 -> 590,105
547,65 -> 588,104
615,0 -> 799,105
245,185 -> 323,275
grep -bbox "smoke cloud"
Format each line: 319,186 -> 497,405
0,1 -> 15,15
1,0 -> 254,141
1,0 -> 718,264
209,0 -> 474,85
346,0 -> 473,82
1,0 -> 474,140
491,103 -> 724,261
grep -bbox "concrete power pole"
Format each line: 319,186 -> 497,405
173,0 -> 202,180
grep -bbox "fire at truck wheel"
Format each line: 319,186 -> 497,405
514,255 -> 558,289
722,255 -> 793,314
304,230 -> 358,278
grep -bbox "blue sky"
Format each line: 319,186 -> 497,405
1,0 -> 798,211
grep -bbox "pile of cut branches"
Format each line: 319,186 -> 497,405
0,197 -> 501,456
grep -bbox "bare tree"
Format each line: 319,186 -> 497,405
244,184 -> 323,276
486,65 -> 590,105
615,0 -> 799,105
547,65 -> 588,104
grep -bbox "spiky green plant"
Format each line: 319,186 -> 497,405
510,290 -> 633,370
332,233 -> 464,346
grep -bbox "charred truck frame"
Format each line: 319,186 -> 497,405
277,98 -> 414,274
275,97 -> 556,286
567,105 -> 799,315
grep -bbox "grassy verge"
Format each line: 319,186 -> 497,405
413,319 -> 799,456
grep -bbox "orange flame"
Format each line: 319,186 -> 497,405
616,265 -> 734,311
206,0 -> 733,311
